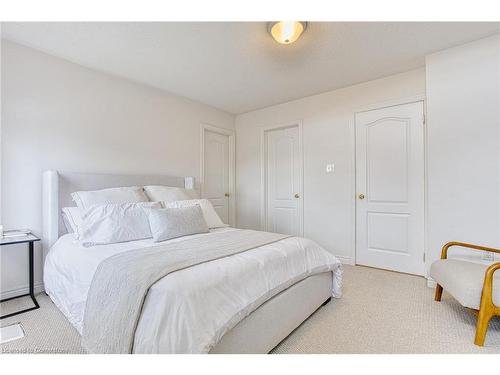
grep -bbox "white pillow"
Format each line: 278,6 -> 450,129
143,185 -> 199,204
79,202 -> 161,247
146,205 -> 209,242
71,186 -> 148,211
165,199 -> 227,229
61,206 -> 84,237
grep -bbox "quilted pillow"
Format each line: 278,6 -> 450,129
164,199 -> 227,229
146,205 -> 209,242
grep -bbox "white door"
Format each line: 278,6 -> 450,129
203,128 -> 232,225
264,125 -> 302,236
355,102 -> 425,275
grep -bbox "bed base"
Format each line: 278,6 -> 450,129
209,271 -> 333,354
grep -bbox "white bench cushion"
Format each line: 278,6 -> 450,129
430,259 -> 500,310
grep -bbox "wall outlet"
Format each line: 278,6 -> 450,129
483,251 -> 494,261
326,163 -> 335,173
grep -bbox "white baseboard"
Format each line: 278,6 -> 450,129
426,277 -> 436,288
335,255 -> 355,265
0,283 -> 45,300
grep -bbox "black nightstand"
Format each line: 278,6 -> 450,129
0,234 -> 41,319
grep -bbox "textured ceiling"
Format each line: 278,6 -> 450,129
2,22 -> 499,114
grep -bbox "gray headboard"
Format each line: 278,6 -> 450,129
42,170 -> 195,258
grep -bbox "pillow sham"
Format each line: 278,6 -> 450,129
165,199 -> 227,229
143,185 -> 199,204
79,202 -> 161,247
146,205 -> 209,242
71,186 -> 148,211
61,206 -> 83,237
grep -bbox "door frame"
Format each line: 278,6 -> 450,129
260,121 -> 304,236
200,123 -> 236,226
352,97 -> 428,274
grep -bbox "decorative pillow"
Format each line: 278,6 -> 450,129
165,199 -> 227,229
61,206 -> 83,237
71,186 -> 148,211
143,185 -> 199,204
79,202 -> 161,247
146,205 -> 209,242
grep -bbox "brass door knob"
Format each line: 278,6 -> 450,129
358,194 -> 365,200
224,193 -> 230,197
294,193 -> 300,199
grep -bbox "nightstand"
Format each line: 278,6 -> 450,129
0,234 -> 41,319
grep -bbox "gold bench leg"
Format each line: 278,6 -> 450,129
473,262 -> 500,346
434,284 -> 443,302
474,308 -> 492,346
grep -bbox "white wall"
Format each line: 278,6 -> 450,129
426,34 -> 500,267
235,69 -> 426,263
0,41 -> 234,297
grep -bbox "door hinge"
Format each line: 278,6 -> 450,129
422,114 -> 426,125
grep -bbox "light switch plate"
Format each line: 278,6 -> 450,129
483,251 -> 494,261
326,164 -> 335,173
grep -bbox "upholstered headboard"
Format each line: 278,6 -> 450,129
41,170 -> 195,258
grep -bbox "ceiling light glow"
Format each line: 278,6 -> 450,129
268,21 -> 307,45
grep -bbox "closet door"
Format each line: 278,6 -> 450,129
202,126 -> 234,225
264,125 -> 302,236
355,102 -> 425,275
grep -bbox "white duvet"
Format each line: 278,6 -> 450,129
44,227 -> 342,353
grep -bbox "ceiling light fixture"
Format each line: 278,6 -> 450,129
268,21 -> 307,45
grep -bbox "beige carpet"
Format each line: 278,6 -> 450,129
0,292 -> 84,354
1,265 -> 499,354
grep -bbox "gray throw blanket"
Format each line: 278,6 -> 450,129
81,229 -> 290,353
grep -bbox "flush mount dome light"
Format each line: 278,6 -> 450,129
268,21 -> 307,45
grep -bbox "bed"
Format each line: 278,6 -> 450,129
42,170 -> 342,354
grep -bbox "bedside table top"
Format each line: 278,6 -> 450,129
0,233 -> 40,246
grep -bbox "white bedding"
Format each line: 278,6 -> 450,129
44,227 -> 342,353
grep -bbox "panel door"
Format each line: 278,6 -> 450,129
265,126 -> 301,236
355,102 -> 425,275
203,129 -> 230,224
